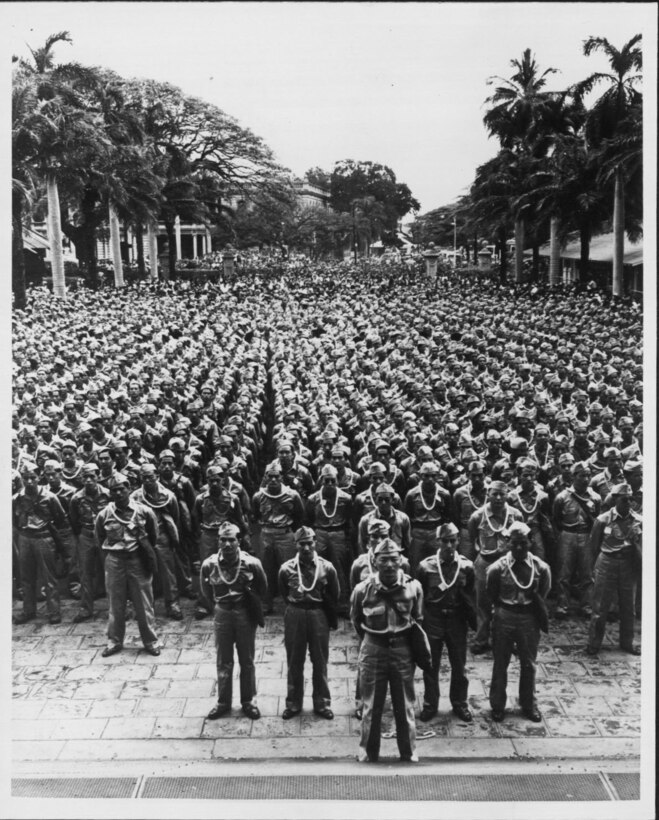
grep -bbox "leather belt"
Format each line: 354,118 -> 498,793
289,600 -> 324,610
364,630 -> 412,647
478,552 -> 500,563
316,524 -> 345,531
498,601 -> 533,612
19,528 -> 49,537
216,600 -> 247,610
412,521 -> 442,530
602,548 -> 634,560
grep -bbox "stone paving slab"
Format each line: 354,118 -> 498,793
11,595 -> 644,771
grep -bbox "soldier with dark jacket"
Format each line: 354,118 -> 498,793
416,522 -> 476,723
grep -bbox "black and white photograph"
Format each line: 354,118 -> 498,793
3,2 -> 656,818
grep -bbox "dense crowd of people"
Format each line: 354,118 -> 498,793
12,257 -> 644,762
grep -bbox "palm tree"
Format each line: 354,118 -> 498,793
13,31 -> 101,297
484,49 -> 562,283
572,35 -> 642,295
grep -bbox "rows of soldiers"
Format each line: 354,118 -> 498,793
12,261 -> 644,761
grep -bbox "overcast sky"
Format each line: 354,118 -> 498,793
4,2 -> 657,215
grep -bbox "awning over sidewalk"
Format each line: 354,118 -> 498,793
22,227 -> 50,251
527,231 -> 643,267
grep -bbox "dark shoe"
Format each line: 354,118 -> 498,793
73,611 -> 92,623
554,607 -> 568,620
419,708 -> 437,722
354,707 -> 363,720
585,645 -> 599,656
166,605 -> 184,621
242,704 -> 261,720
400,753 -> 419,762
522,707 -> 542,723
144,644 -> 161,656
314,707 -> 334,720
621,644 -> 641,655
68,583 -> 82,600
194,607 -> 209,620
207,703 -> 231,720
48,615 -> 62,625
101,644 -> 122,658
263,605 -> 274,616
580,607 -> 592,618
12,612 -> 36,625
491,709 -> 505,722
452,705 -> 473,723
282,708 -> 300,720
37,587 -> 46,602
471,643 -> 491,655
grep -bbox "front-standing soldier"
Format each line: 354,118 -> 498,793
468,481 -> 524,654
12,461 -> 67,625
586,484 -> 641,656
350,537 -> 424,763
201,522 -> 268,720
416,522 -> 476,723
278,527 -> 339,720
486,522 -> 551,722
306,464 -> 353,614
94,474 -> 161,657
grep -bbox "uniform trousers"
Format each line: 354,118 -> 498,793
283,605 -> 331,711
459,527 -> 476,561
473,554 -> 498,648
77,528 -> 105,616
409,528 -> 437,574
315,530 -> 349,609
588,552 -> 636,651
358,632 -> 416,761
422,610 -> 469,712
18,532 -> 60,619
213,603 -> 257,708
153,530 -> 179,606
261,527 -> 296,607
489,607 -> 540,712
104,550 -> 158,649
556,532 -> 593,611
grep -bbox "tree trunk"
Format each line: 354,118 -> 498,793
531,242 -> 539,282
12,191 -> 27,310
147,220 -> 159,281
46,174 -> 66,298
612,166 -> 624,297
498,232 -> 507,284
549,216 -> 561,288
108,200 -> 125,288
514,217 -> 524,284
473,233 -> 478,267
579,222 -> 590,282
164,220 -> 175,281
134,222 -> 146,278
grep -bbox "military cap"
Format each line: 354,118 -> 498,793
373,537 -> 402,556
611,483 -> 633,497
603,447 -> 622,459
623,460 -> 642,474
294,526 -> 316,543
571,461 -> 591,474
367,519 -> 390,536
374,483 -> 395,498
264,463 -> 283,477
419,462 -> 440,476
558,453 -> 575,466
437,522 -> 459,539
368,462 -> 386,476
218,522 -> 240,538
107,474 -> 130,489
81,463 -> 100,476
43,459 -> 62,472
159,449 -> 176,461
139,464 -> 157,477
505,521 -> 531,538
320,464 -> 338,479
488,480 -> 509,493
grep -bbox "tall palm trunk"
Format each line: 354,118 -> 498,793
12,190 -> 27,310
108,200 -> 124,288
46,173 -> 66,297
579,222 -> 591,281
514,217 -> 524,284
612,165 -> 624,296
147,220 -> 159,281
549,216 -> 561,288
134,222 -> 145,278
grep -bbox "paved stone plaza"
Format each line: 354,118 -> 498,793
12,591 -> 642,775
